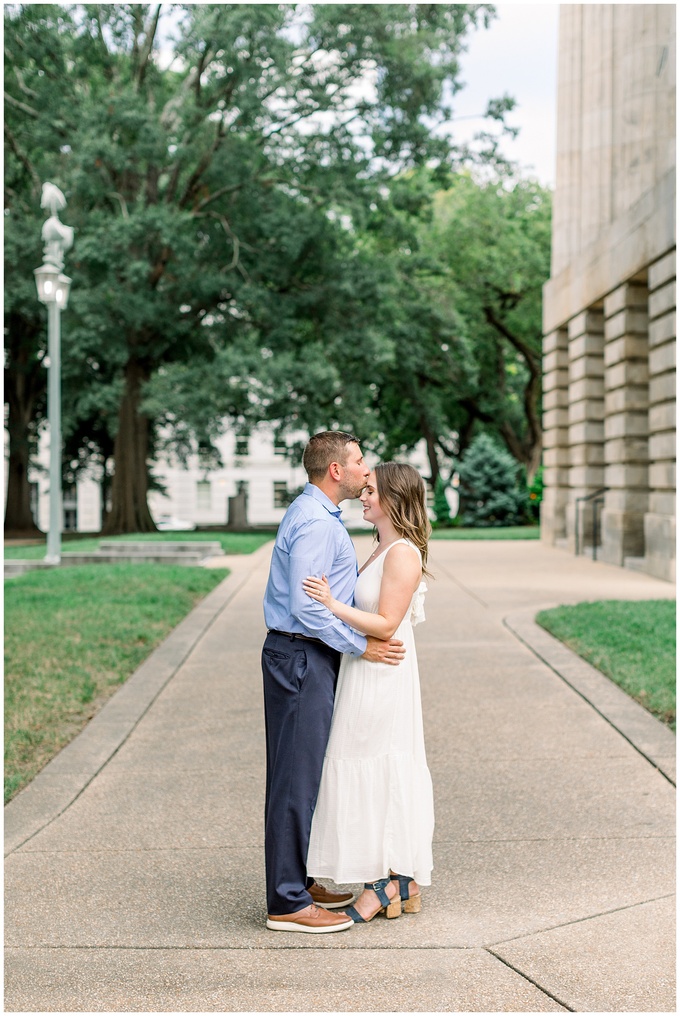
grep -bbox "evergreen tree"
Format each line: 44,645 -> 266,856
456,432 -> 529,527
432,476 -> 452,525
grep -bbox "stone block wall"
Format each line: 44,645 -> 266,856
600,282 -> 649,565
540,327 -> 569,543
565,310 -> 605,552
644,251 -> 676,581
541,4 -> 675,582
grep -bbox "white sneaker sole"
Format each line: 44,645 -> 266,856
266,917 -> 353,934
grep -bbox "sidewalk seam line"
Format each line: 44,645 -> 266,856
485,891 -> 676,947
16,834 -> 677,855
484,948 -> 574,1011
432,558 -> 490,608
4,559 -> 262,858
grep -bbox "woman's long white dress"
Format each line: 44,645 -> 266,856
307,539 -> 434,886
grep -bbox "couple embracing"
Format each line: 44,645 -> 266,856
261,430 -> 435,933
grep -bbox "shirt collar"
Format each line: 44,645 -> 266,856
303,481 -> 343,518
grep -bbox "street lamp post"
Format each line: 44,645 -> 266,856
34,183 -> 73,565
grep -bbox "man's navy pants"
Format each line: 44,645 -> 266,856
262,630 -> 341,915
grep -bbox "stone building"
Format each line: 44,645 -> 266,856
541,4 -> 676,581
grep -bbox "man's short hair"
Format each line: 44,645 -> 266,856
302,431 -> 360,480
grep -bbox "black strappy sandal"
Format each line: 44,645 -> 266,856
346,877 -> 402,922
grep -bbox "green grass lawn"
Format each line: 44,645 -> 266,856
430,526 -> 540,540
4,563 -> 229,803
4,530 -> 273,560
536,600 -> 676,729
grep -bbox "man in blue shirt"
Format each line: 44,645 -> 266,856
262,431 -> 406,934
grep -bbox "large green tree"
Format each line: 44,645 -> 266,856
6,2 -> 515,532
428,172 -> 551,480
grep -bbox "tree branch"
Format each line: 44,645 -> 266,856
4,123 -> 41,192
193,182 -> 243,213
4,91 -> 39,119
483,305 -> 539,376
13,67 -> 38,99
136,3 -> 162,91
107,192 -> 130,219
209,213 -> 241,271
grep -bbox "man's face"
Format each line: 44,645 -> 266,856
337,443 -> 370,500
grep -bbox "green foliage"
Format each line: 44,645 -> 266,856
536,600 -> 676,729
432,476 -> 452,524
5,3 -> 531,531
456,431 -> 530,527
527,464 -> 544,522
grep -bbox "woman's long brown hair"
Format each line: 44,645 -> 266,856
374,462 -> 431,575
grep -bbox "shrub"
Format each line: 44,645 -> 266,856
457,433 -> 530,527
432,476 -> 452,524
527,465 -> 544,522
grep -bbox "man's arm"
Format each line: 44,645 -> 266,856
288,520 -> 368,656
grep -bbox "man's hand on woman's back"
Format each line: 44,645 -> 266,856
362,636 -> 405,665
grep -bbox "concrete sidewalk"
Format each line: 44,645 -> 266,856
5,539 -> 675,1012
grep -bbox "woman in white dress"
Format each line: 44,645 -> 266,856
303,462 -> 434,923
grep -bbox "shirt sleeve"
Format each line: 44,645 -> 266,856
288,519 -> 368,656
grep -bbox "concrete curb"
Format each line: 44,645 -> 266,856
4,542 -> 273,857
504,605 -> 676,786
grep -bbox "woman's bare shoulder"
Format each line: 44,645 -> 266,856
383,541 -> 422,574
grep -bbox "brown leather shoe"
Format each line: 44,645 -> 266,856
309,881 -> 356,909
266,904 -> 353,934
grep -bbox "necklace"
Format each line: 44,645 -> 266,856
367,537 -> 400,561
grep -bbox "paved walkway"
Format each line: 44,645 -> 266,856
5,539 -> 676,1012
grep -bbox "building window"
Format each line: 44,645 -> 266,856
63,482 -> 78,532
425,484 -> 435,512
235,436 -> 249,457
196,480 -> 211,510
273,437 -> 287,456
29,482 -> 39,524
273,482 -> 291,508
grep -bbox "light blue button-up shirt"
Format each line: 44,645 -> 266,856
263,483 -> 368,656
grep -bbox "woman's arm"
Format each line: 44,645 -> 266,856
303,543 -> 421,640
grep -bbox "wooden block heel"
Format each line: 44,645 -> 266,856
386,895 -> 402,919
403,894 -> 421,913
390,873 -> 422,914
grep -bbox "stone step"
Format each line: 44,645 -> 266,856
5,544 -> 225,578
4,560 -> 57,578
623,556 -> 648,573
98,541 -> 222,557
60,551 -> 212,566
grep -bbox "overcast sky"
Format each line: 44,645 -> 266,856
454,3 -> 560,186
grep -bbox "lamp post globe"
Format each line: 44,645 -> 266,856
34,183 -> 73,565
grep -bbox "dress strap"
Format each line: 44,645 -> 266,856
389,538 -> 422,563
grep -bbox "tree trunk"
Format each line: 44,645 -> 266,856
102,359 -> 157,534
4,338 -> 44,535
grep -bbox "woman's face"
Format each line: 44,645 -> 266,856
359,470 -> 384,525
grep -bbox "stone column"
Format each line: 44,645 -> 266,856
540,327 -> 569,543
601,281 -> 649,565
644,250 -> 676,581
566,309 -> 605,553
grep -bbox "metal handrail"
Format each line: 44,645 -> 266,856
574,487 -> 608,558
